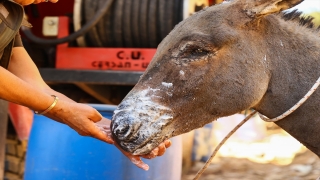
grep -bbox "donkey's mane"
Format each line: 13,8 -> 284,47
281,10 -> 320,31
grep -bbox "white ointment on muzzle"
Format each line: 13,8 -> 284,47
112,87 -> 174,155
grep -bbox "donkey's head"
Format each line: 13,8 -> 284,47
111,0 -> 304,155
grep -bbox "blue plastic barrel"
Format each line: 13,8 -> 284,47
24,104 -> 182,180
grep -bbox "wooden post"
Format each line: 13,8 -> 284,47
0,100 -> 8,180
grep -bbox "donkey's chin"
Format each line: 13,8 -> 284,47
112,124 -> 171,155
129,127 -> 173,155
132,136 -> 164,155
130,125 -> 177,155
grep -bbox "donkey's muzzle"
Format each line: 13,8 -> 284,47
110,89 -> 175,154
110,110 -> 143,152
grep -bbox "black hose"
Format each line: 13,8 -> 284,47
21,0 -> 114,46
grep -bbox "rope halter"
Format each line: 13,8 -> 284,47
258,76 -> 320,122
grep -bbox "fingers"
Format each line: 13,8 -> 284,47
76,103 -> 103,123
142,148 -> 158,159
73,118 -> 114,144
127,156 -> 149,171
83,108 -> 113,143
88,123 -> 114,144
95,117 -> 112,126
68,120 -> 114,144
156,143 -> 166,156
114,142 -> 150,171
142,140 -> 171,159
164,140 -> 172,148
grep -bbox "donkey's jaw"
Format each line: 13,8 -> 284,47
111,88 -> 174,154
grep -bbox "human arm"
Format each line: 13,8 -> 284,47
5,47 -> 113,143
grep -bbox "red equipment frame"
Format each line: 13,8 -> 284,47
56,17 -> 156,72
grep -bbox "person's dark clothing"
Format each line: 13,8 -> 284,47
0,0 -> 26,68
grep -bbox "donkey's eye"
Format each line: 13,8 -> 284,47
190,48 -> 210,56
180,44 -> 211,58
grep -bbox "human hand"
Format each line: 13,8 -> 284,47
45,100 -> 114,144
114,140 -> 172,171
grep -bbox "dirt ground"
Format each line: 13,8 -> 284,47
182,149 -> 320,180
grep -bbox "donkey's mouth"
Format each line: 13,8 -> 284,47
131,136 -> 166,155
111,121 -> 168,155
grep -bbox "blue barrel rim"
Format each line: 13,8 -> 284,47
87,104 -> 117,112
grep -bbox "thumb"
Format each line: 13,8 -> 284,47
89,122 -> 114,144
88,107 -> 103,123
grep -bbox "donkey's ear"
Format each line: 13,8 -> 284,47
243,0 -> 304,17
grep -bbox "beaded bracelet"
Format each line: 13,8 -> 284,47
34,95 -> 59,115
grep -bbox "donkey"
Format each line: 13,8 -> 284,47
111,0 -> 320,157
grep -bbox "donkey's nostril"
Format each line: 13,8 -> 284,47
116,125 -> 128,135
113,123 -> 134,141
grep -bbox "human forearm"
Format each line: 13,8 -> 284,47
9,48 -> 75,103
42,88 -> 76,103
0,66 -> 54,112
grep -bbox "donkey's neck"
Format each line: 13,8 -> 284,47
254,15 -> 320,156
